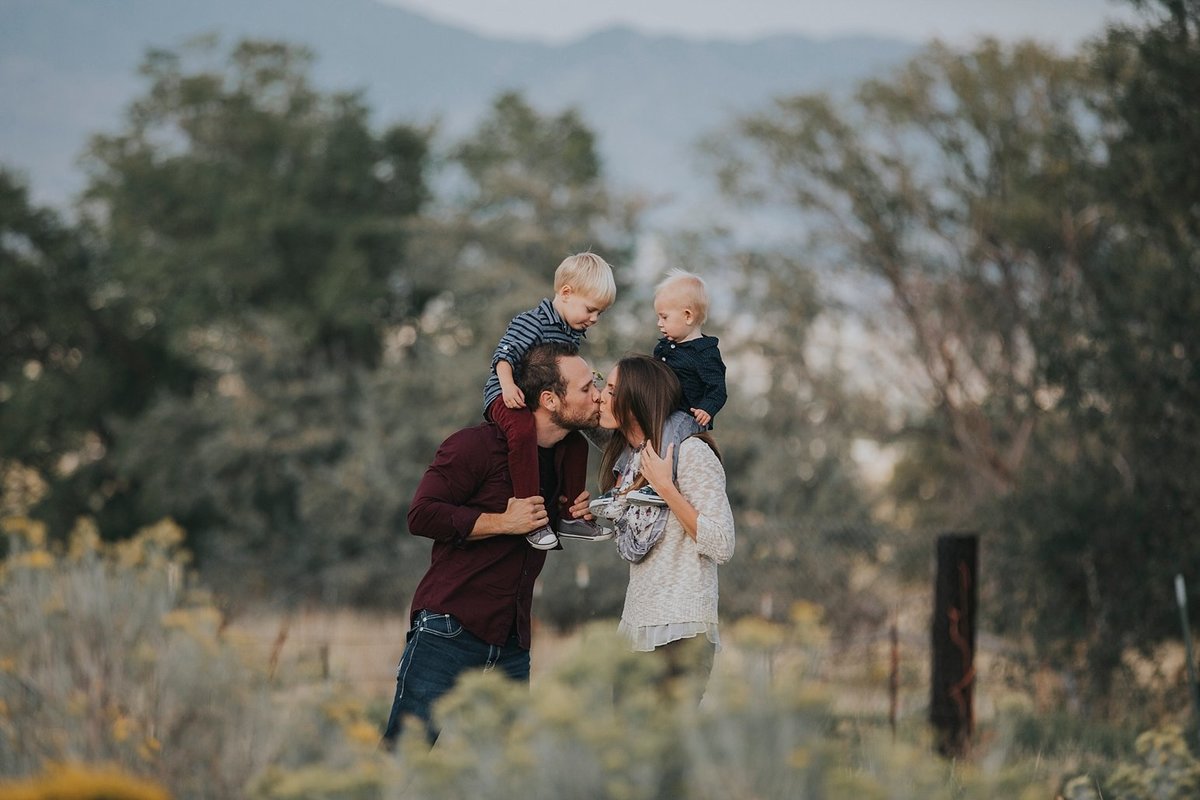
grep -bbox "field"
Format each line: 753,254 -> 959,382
1,518 -> 1195,799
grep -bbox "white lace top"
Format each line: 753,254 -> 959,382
615,438 -> 735,652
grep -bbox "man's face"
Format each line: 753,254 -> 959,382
547,355 -> 601,430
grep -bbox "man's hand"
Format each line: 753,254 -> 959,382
501,495 -> 548,533
560,490 -> 593,522
691,407 -> 711,427
470,496 -> 549,539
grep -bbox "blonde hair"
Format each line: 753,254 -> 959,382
554,252 -> 617,307
655,268 -> 709,325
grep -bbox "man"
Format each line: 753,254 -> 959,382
382,342 -> 602,746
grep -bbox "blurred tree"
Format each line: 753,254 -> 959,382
425,91 -> 642,373
4,38 -> 435,602
710,40 -> 1101,502
709,30 -> 1199,710
82,38 -> 430,365
0,169 -> 192,536
991,0 -> 1200,708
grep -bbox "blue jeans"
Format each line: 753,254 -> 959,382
382,610 -> 530,745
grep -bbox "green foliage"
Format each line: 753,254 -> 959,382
0,515 -> 274,797
429,90 -> 640,360
1064,726 -> 1200,800
711,16 -> 1200,709
82,38 -> 431,364
0,169 -> 189,521
1,527 -> 1149,799
0,516 -> 401,800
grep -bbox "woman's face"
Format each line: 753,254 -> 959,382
598,365 -> 620,430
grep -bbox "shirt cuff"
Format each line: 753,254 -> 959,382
450,507 -> 483,547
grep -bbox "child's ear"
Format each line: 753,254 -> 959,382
558,284 -> 574,298
682,308 -> 694,324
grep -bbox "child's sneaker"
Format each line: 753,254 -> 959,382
526,526 -> 559,550
628,486 -> 667,506
588,491 -> 619,525
557,518 -> 615,542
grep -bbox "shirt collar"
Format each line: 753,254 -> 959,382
538,297 -> 587,339
661,334 -> 716,350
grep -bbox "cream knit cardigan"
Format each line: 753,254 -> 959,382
618,437 -> 736,643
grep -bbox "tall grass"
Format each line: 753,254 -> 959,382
1,515 -> 1190,799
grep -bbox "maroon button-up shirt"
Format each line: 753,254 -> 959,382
406,422 -> 570,648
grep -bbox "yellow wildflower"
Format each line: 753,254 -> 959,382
68,517 -> 101,561
345,720 -> 380,746
1,515 -> 46,547
0,762 -> 169,800
15,550 -> 54,570
111,715 -> 136,743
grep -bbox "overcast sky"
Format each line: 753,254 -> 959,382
380,0 -> 1138,49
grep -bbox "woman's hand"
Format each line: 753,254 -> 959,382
641,441 -> 700,540
639,441 -> 675,495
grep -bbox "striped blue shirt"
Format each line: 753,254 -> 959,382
483,298 -> 586,414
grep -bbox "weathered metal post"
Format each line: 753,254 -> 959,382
1176,574 -> 1200,751
930,533 -> 977,757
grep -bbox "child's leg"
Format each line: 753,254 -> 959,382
488,397 -> 540,500
662,414 -> 704,481
559,431 -> 589,515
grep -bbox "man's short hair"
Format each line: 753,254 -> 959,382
518,342 -> 580,408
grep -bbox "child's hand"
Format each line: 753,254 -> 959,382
502,384 -> 527,409
691,408 -> 711,427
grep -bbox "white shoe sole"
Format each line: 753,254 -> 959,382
558,529 -> 615,542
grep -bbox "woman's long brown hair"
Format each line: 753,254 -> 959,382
599,354 -> 719,492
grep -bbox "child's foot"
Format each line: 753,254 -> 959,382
526,525 -> 559,550
628,486 -> 667,506
557,517 -> 615,542
588,491 -> 619,526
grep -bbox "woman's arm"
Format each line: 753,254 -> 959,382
640,439 -> 735,563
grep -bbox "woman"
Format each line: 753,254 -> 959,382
594,354 -> 735,701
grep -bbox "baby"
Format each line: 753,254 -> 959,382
652,268 -> 727,430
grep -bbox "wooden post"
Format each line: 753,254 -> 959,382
930,533 -> 977,757
889,619 -> 899,740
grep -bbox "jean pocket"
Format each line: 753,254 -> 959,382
416,611 -> 463,638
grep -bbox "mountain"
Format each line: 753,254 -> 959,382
0,0 -> 917,219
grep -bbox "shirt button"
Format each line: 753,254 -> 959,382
660,357 -> 666,362
670,343 -> 676,348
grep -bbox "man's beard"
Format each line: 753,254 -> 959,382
550,404 -> 600,431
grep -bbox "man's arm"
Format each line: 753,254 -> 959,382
470,496 -> 548,539
407,429 -> 546,544
407,430 -> 491,544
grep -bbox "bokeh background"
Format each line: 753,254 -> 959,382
2,1 -> 1198,797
